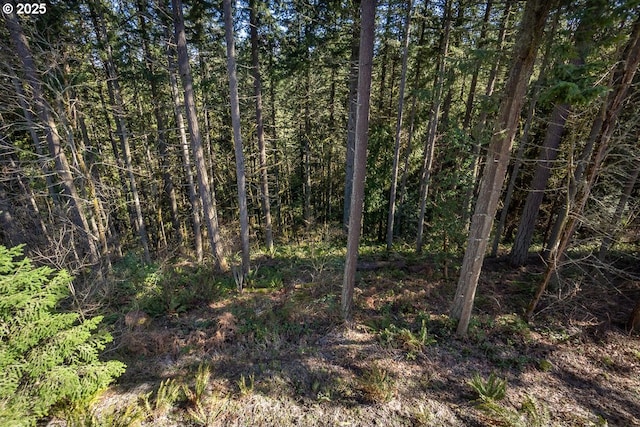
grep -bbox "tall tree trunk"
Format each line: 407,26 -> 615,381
303,65 -> 312,226
397,13 -> 427,232
89,1 -> 151,263
57,92 -> 111,270
490,8 -> 559,257
509,104 -> 569,265
416,0 -> 452,254
173,0 -> 228,271
249,0 -> 274,252
462,0 -> 493,131
10,74 -> 58,205
510,7 -> 594,266
223,0 -> 251,281
5,8 -> 99,264
342,0 -> 376,321
386,0 -> 412,251
529,16 -> 640,317
450,0 -> 551,336
343,0 -> 361,231
164,23 -> 203,262
136,0 -> 183,247
268,56 -> 283,231
462,0 -> 513,226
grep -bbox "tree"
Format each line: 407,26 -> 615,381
172,0 -> 228,271
528,15 -> 640,317
0,245 -> 125,426
451,0 -> 553,336
509,0 -> 606,266
5,7 -> 99,265
343,0 -> 361,231
89,0 -> 151,263
386,0 -> 412,251
162,16 -> 204,262
249,0 -> 274,252
342,0 -> 376,321
416,0 -> 452,254
136,0 -> 183,247
223,0 -> 251,282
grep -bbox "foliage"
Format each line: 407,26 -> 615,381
237,373 -> 255,396
358,364 -> 396,404
65,402 -> 146,427
141,379 -> 182,419
468,372 -> 507,402
0,245 -> 125,426
478,395 -> 551,427
378,319 -> 435,358
183,364 -> 211,407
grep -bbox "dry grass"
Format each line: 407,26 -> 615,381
49,245 -> 640,426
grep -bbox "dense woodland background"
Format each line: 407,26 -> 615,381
2,0 -> 640,424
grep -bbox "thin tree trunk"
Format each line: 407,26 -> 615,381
490,8 -> 559,257
462,0 -> 513,226
344,0 -> 361,231
450,0 -> 551,336
397,14 -> 427,232
223,0 -> 251,281
173,0 -> 228,271
343,0 -> 376,321
386,0 -> 412,251
303,65 -> 312,226
249,0 -> 274,251
416,0 -> 452,254
462,0 -> 493,130
268,57 -> 283,231
598,158 -> 640,258
509,104 -> 569,266
510,7 -> 593,266
10,75 -> 58,205
164,23 -> 203,262
137,0 -> 183,246
5,8 -> 99,264
529,16 -> 640,317
58,92 -> 111,269
89,2 -> 151,263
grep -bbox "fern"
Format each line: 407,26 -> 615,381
0,245 -> 126,426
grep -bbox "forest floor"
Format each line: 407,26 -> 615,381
47,236 -> 640,427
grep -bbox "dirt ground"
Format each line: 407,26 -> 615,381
82,254 -> 640,427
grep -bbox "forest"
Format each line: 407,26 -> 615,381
1,0 -> 640,425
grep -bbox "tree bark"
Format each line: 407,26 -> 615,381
173,0 -> 228,271
451,0 -> 552,336
462,0 -> 513,227
509,104 -> 569,266
490,8 -> 559,257
249,0 -> 274,252
416,0 -> 452,254
343,0 -> 361,231
386,0 -> 412,251
342,0 -> 376,321
164,22 -> 204,262
223,0 -> 251,281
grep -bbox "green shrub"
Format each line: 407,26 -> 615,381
468,372 -> 507,402
0,245 -> 126,426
